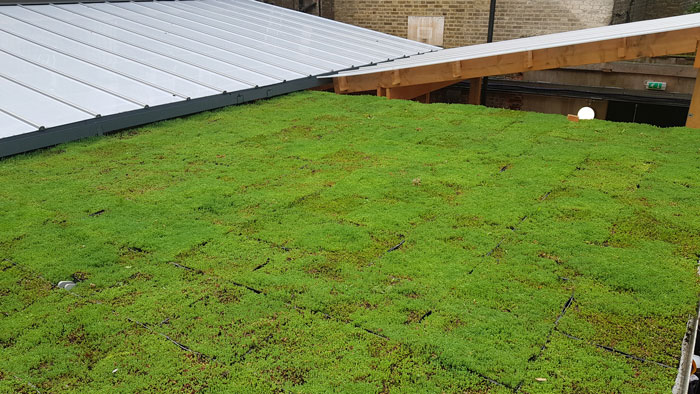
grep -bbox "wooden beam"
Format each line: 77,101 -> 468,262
415,92 -> 431,104
307,83 -> 334,91
335,28 -> 700,93
334,73 -> 382,94
384,81 -> 457,100
467,77 -> 483,105
686,42 -> 700,128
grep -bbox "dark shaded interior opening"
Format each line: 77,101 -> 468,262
606,101 -> 690,128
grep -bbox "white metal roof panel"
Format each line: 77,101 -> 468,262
333,13 -> 700,77
229,0 -> 429,54
0,50 -> 139,117
0,76 -> 93,130
0,0 -> 437,156
43,5 -> 281,87
0,7 -> 219,99
91,3 -> 347,73
18,5 -> 255,92
135,2 -> 375,66
0,29 -> 177,108
0,111 -> 33,139
179,1 -> 404,60
53,3 -> 301,82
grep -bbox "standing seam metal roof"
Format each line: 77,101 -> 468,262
0,0 -> 438,155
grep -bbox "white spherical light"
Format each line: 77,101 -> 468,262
577,107 -> 595,120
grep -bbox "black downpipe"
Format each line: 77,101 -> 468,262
481,0 -> 497,105
486,0 -> 496,42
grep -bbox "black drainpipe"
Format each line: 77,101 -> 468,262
481,0 -> 497,105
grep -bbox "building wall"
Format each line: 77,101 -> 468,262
259,0 -> 698,48
491,0 -> 614,42
332,0 -> 616,47
612,0 -> 695,24
333,0 -> 491,47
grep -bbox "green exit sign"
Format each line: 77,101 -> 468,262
645,81 -> 667,91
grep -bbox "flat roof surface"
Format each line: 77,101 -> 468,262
332,13 -> 700,78
0,0 -> 437,153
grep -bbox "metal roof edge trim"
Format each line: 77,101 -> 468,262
0,76 -> 323,158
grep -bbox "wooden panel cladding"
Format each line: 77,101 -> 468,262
686,41 -> 700,128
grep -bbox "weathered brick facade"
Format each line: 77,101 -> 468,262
282,0 -> 618,47
612,0 -> 694,24
333,0 -> 492,47
260,0 -> 697,48
491,0 -> 614,42
332,0 -> 694,48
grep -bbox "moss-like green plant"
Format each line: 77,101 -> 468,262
0,91 -> 697,392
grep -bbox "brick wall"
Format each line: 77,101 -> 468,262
332,0 -> 616,47
333,0 -> 491,48
612,0 -> 694,24
260,0 -> 697,49
492,0 -> 614,41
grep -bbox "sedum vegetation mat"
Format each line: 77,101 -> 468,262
1,91 -> 699,393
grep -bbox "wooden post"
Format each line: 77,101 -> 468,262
391,70 -> 401,86
333,77 -> 349,94
385,87 -> 394,100
468,77 -> 483,105
687,42 -> 700,128
687,70 -> 700,128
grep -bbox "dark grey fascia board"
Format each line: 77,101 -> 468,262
0,76 -> 324,158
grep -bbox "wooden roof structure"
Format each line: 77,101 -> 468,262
329,13 -> 700,128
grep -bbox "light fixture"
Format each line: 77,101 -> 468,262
577,107 -> 596,120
